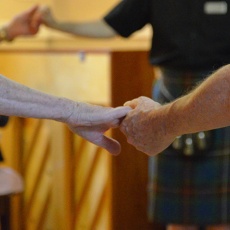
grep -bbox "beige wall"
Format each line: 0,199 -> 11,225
0,0 -> 118,20
0,52 -> 111,104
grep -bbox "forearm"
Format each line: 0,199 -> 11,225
0,74 -> 75,121
46,20 -> 117,38
164,65 -> 230,136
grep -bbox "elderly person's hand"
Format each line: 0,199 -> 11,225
66,102 -> 131,155
0,74 -> 130,156
120,96 -> 175,156
5,5 -> 41,41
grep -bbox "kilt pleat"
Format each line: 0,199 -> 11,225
148,69 -> 230,224
148,152 -> 230,224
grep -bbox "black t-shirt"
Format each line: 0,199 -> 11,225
104,0 -> 230,71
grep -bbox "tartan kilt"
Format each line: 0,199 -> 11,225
148,69 -> 230,225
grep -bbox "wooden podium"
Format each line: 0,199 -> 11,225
110,51 -> 158,230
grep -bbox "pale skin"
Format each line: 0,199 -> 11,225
0,74 -> 130,155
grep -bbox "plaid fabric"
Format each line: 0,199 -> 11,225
148,69 -> 230,225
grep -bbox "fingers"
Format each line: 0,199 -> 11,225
124,96 -> 150,108
120,118 -> 136,144
90,106 -> 131,126
30,19 -> 41,34
92,135 -> 121,155
119,119 -> 128,135
39,6 -> 50,14
30,6 -> 48,26
109,106 -> 131,120
38,6 -> 52,24
20,5 -> 42,34
26,5 -> 39,16
124,99 -> 138,109
37,6 -> 49,17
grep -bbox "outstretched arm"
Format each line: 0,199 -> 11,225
0,74 -> 130,155
120,64 -> 230,156
37,6 -> 117,38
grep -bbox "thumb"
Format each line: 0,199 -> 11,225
26,5 -> 39,16
124,100 -> 138,109
93,135 -> 121,155
109,106 -> 131,119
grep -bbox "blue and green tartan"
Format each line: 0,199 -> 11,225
148,69 -> 230,225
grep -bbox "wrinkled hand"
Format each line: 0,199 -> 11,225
66,102 -> 131,155
120,96 -> 175,156
6,5 -> 41,40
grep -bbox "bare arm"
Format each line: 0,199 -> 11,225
38,7 -> 117,38
167,64 -> 230,135
0,74 -> 75,120
0,74 -> 130,155
120,64 -> 230,156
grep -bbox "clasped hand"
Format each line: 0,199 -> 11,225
65,102 -> 131,155
120,96 -> 176,156
71,97 -> 176,157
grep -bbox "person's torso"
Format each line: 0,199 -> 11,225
149,0 -> 230,70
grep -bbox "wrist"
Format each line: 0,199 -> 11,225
165,97 -> 190,137
55,98 -> 77,123
154,102 -> 180,139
